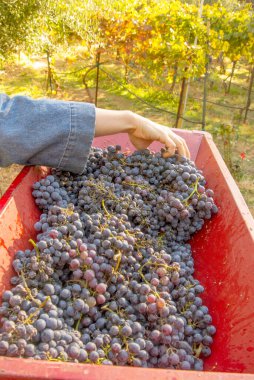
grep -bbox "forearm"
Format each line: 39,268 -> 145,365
95,108 -> 135,137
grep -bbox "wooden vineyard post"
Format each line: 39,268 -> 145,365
170,65 -> 178,92
176,77 -> 188,129
243,65 -> 254,124
202,60 -> 209,131
202,21 -> 211,131
227,60 -> 237,94
46,50 -> 52,94
95,52 -> 101,107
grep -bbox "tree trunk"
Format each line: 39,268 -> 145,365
226,60 -> 237,94
243,65 -> 254,123
218,52 -> 226,74
116,48 -> 120,61
124,64 -> 129,84
247,64 -> 252,83
176,76 -> 188,129
170,65 -> 178,92
202,57 -> 210,131
82,65 -> 97,103
46,50 -> 52,93
95,52 -> 100,107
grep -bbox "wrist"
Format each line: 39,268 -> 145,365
122,110 -> 136,133
95,108 -> 135,137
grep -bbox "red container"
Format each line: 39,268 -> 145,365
0,130 -> 254,380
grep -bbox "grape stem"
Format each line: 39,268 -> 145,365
113,251 -> 122,273
75,313 -> 83,331
29,239 -> 40,260
20,270 -> 41,306
101,199 -> 110,217
194,343 -> 203,358
23,296 -> 50,325
182,177 -> 200,205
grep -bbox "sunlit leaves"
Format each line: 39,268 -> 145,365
1,0 -> 253,83
0,0 -> 45,57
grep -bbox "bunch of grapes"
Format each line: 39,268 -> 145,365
0,146 -> 217,370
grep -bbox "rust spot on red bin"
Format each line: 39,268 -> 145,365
0,237 -> 8,251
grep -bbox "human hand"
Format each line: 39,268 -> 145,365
128,112 -> 190,158
95,108 -> 190,158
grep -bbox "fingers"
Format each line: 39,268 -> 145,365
182,139 -> 191,159
158,128 -> 190,159
159,133 -> 177,156
175,137 -> 190,159
150,122 -> 190,159
167,130 -> 190,159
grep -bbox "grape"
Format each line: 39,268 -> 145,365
109,326 -> 119,336
128,342 -> 140,355
73,299 -> 85,312
89,351 -> 99,362
180,361 -> 191,370
86,342 -> 97,352
111,343 -> 121,353
118,349 -> 129,364
96,294 -> 106,305
34,222 -> 42,231
43,284 -> 55,296
207,325 -> 216,335
194,358 -> 204,370
87,297 -> 96,308
156,298 -> 166,309
0,341 -> 9,355
9,295 -> 22,307
2,320 -> 16,333
41,329 -> 54,343
25,344 -> 36,357
35,319 -> 47,332
96,283 -> 107,294
68,343 -> 80,359
169,352 -> 180,365
79,349 -> 88,362
96,318 -> 106,329
84,270 -> 95,281
60,289 -> 71,299
161,324 -> 173,336
102,359 -> 113,365
70,259 -> 80,270
46,318 -> 58,330
150,330 -> 161,343
203,335 -> 213,346
121,325 -> 132,337
7,344 -> 19,357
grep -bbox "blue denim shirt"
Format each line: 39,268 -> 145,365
0,94 -> 96,174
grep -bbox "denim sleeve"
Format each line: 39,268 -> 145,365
0,94 -> 95,174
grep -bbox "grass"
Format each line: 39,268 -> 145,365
0,53 -> 253,216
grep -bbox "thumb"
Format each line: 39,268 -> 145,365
129,135 -> 151,150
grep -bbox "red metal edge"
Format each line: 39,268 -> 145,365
202,133 -> 254,228
0,166 -> 49,216
0,357 -> 254,380
0,166 -> 30,214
